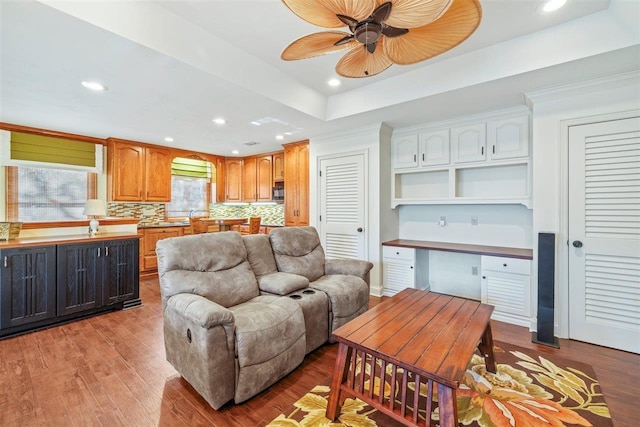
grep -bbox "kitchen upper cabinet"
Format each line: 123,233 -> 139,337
215,157 -> 226,203
225,158 -> 243,202
243,157 -> 257,201
419,130 -> 450,167
273,152 -> 285,181
488,116 -> 530,160
256,155 -> 273,201
451,123 -> 486,164
392,134 -> 418,169
107,139 -> 172,202
0,245 -> 56,329
284,141 -> 309,226
242,155 -> 273,202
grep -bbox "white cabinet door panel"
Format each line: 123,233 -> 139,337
452,123 -> 486,163
489,116 -> 529,160
392,134 -> 418,169
419,130 -> 450,167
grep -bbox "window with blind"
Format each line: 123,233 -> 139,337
3,130 -> 101,222
6,167 -> 97,222
166,157 -> 213,218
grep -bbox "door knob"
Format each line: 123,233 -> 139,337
357,227 -> 363,232
572,240 -> 583,248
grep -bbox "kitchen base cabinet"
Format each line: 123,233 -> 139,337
382,246 -> 429,296
0,245 -> 56,330
0,236 -> 140,339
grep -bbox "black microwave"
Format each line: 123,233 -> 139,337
273,182 -> 284,201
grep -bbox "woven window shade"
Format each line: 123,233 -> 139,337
10,132 -> 96,167
171,157 -> 211,179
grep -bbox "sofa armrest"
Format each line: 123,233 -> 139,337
325,258 -> 374,285
166,293 -> 234,329
258,272 -> 309,295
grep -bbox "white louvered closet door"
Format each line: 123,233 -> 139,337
319,153 -> 366,260
568,116 -> 640,353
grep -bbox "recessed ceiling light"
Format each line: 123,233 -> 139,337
328,78 -> 341,87
212,117 -> 226,125
81,81 -> 107,91
231,150 -> 240,155
539,0 -> 567,13
164,137 -> 174,143
276,135 -> 284,140
250,121 -> 261,126
284,132 -> 293,136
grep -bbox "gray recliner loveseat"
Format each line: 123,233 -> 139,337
156,226 -> 373,409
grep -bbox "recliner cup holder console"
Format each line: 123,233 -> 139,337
302,289 -> 315,294
289,295 -> 302,299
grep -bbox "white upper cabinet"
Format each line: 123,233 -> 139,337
451,123 -> 486,164
419,130 -> 450,167
392,134 -> 418,169
488,116 -> 530,160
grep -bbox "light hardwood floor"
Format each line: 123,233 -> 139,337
0,276 -> 637,426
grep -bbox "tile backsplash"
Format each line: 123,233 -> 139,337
108,202 -> 284,226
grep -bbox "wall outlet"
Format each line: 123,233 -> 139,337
438,216 -> 447,227
471,216 -> 478,226
471,266 -> 479,276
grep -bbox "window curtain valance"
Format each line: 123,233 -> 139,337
171,157 -> 212,179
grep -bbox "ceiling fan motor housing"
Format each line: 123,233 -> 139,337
354,21 -> 382,45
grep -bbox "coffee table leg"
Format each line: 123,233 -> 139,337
479,322 -> 497,373
326,343 -> 352,421
437,384 -> 457,427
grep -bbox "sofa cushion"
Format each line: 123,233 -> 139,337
258,272 -> 309,295
230,295 -> 305,367
269,226 -> 325,282
243,234 -> 278,277
310,274 -> 369,318
157,232 -> 259,308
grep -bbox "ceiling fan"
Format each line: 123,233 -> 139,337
281,0 -> 482,78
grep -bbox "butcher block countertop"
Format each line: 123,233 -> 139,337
382,239 -> 533,260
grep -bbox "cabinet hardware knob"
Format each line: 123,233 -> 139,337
422,153 -> 425,161
97,248 -> 101,257
493,145 -> 496,154
3,256 -> 7,268
481,146 -> 484,156
482,276 -> 486,279
413,154 -> 416,162
503,263 -> 507,267
396,252 -> 399,255
572,240 -> 583,248
106,247 -> 109,257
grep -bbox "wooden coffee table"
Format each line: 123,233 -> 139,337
326,289 -> 496,427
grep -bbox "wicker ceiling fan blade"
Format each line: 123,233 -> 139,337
336,38 -> 393,78
281,31 -> 359,60
384,0 -> 481,65
282,0 -> 376,28
381,0 -> 453,29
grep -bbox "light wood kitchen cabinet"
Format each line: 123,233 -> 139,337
215,157 -> 226,203
141,227 -> 183,272
284,141 -> 309,226
107,139 -> 172,202
273,151 -> 285,181
242,155 -> 273,202
225,158 -> 243,202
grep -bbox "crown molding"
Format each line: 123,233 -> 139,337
524,70 -> 640,108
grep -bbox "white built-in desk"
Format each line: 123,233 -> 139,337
382,240 -> 534,327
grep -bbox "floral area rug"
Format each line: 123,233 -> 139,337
268,341 -> 611,427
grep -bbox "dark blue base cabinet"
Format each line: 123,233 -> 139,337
0,237 -> 140,338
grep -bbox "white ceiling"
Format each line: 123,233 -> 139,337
1,0 -> 638,156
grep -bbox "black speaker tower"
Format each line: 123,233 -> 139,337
532,232 -> 560,347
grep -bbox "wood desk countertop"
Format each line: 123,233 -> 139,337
383,239 -> 533,260
0,232 -> 141,249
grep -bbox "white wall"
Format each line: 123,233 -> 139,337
527,71 -> 640,337
310,123 -> 398,296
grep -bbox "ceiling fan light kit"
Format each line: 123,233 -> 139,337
281,0 -> 482,78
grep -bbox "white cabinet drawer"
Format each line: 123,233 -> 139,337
383,246 -> 415,261
481,256 -> 530,275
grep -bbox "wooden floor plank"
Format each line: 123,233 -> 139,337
0,276 -> 636,426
